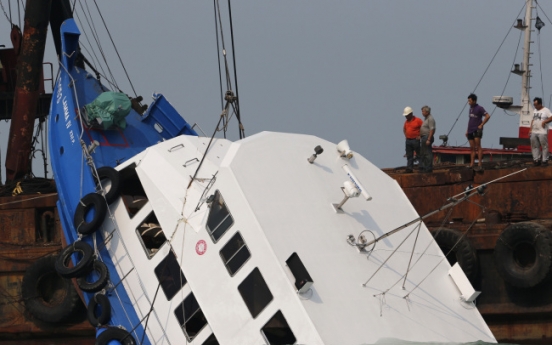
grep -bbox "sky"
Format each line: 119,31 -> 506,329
2,0 -> 552,177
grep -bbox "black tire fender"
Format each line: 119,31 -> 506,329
494,222 -> 552,288
87,294 -> 111,327
431,228 -> 478,283
95,166 -> 121,205
55,241 -> 95,278
22,255 -> 82,323
77,259 -> 109,293
96,327 -> 137,345
74,192 -> 107,235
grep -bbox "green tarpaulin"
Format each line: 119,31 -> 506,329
84,92 -> 131,129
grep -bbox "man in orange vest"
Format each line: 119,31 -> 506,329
403,106 -> 423,173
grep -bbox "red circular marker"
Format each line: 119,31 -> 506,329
196,240 -> 207,255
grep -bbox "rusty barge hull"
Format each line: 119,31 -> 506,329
0,192 -> 94,344
386,162 -> 552,344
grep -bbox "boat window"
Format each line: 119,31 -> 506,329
206,190 -> 233,243
119,163 -> 149,218
201,333 -> 219,345
154,250 -> 187,301
261,310 -> 296,345
238,268 -> 273,318
136,212 -> 166,258
285,252 -> 313,293
174,293 -> 208,342
220,232 -> 251,276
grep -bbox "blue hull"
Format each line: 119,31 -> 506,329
49,19 -> 197,344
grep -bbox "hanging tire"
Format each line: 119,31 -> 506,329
77,259 -> 109,293
87,294 -> 111,327
96,327 -> 137,345
55,241 -> 95,278
494,222 -> 552,288
432,228 -> 478,283
95,166 -> 121,205
74,192 -> 107,235
22,255 -> 83,323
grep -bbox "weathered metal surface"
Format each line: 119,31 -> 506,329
0,273 -> 92,335
5,0 -> 52,182
0,245 -> 61,273
0,208 -> 36,245
389,165 -> 552,224
0,190 -> 94,342
390,168 -> 474,188
0,92 -> 51,120
387,164 -> 552,344
488,321 -> 552,344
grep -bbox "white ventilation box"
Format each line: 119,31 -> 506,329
448,262 -> 481,303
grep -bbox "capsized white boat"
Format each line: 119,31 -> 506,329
49,18 -> 496,345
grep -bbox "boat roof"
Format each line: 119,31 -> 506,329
112,131 -> 495,344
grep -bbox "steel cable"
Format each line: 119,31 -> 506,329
445,3 -> 526,139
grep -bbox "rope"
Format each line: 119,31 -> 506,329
376,207 -> 455,296
402,222 -> 422,289
0,193 -> 55,206
92,0 -> 137,97
16,0 -> 20,28
214,0 -> 245,139
215,0 -> 232,139
74,9 -> 111,81
363,224 -> 419,287
535,1 -> 552,103
493,26 -> 523,114
365,170 -> 525,295
140,283 -> 162,345
0,0 -> 13,25
536,1 -> 552,26
0,178 -> 56,197
445,3 -> 526,138
60,43 -> 176,343
535,5 -> 545,99
188,91 -> 236,190
227,0 -> 245,139
76,0 -> 119,90
537,33 -> 544,98
403,210 -> 483,299
29,118 -> 49,179
214,0 -> 224,112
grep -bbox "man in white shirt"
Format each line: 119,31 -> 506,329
529,97 -> 552,166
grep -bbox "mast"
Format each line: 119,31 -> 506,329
4,0 -> 52,182
517,0 -> 534,138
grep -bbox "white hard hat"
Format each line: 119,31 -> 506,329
403,106 -> 413,116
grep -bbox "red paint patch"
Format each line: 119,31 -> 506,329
196,240 -> 207,255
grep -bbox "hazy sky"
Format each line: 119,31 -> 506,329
2,0 -> 552,173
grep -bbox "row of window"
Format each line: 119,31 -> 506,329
119,163 -> 295,344
207,191 -> 297,344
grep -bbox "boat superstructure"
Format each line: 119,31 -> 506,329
48,17 -> 497,345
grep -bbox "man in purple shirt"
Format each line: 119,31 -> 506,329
465,93 -> 490,171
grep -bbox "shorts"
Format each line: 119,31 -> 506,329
467,129 -> 483,140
